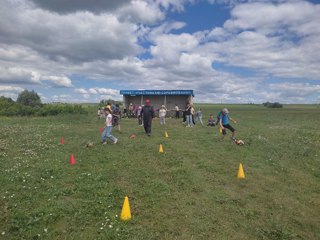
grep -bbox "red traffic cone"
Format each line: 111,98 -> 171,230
100,127 -> 103,134
69,154 -> 76,165
60,137 -> 65,145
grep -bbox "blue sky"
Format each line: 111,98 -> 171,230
0,0 -> 319,104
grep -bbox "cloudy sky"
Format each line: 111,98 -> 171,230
0,0 -> 319,104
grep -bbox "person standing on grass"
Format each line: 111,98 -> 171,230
112,104 -> 121,132
159,105 -> 167,125
185,103 -> 193,127
140,99 -> 154,136
102,108 -> 118,145
175,104 -> 180,119
137,105 -> 143,126
196,108 -> 204,126
219,108 -> 237,141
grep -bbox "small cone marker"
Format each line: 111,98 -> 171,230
237,163 -> 245,179
60,137 -> 65,145
165,131 -> 169,138
69,154 -> 76,165
159,144 -> 164,153
120,196 -> 131,221
100,127 -> 103,134
219,127 -> 222,134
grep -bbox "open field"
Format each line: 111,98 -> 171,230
1,104 -> 320,239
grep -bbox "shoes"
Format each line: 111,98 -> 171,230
113,139 -> 118,144
231,137 -> 236,141
102,142 -> 107,145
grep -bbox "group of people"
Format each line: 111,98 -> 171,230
182,103 -> 204,127
100,99 -> 237,144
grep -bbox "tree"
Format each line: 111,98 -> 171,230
16,89 -> 42,107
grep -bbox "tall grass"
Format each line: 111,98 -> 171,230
0,104 -> 319,239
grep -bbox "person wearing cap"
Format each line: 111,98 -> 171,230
219,108 -> 237,141
159,105 -> 167,125
140,99 -> 154,136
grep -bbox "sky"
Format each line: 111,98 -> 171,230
0,0 -> 319,104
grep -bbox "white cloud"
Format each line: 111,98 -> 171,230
205,1 -> 320,80
43,76 -> 73,88
75,88 -> 88,94
0,1 -> 142,63
0,86 -> 24,92
269,82 -> 320,97
0,66 -> 42,84
117,1 -> 165,25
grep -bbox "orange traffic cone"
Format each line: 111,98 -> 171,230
120,196 -> 132,221
100,127 -> 103,134
70,154 -> 76,165
60,137 -> 65,145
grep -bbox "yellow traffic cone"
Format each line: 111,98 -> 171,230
237,163 -> 245,179
219,127 -> 222,134
159,144 -> 164,153
165,131 -> 169,138
120,196 -> 131,221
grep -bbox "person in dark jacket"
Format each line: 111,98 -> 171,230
140,99 -> 154,136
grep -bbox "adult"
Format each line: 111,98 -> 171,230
185,103 -> 193,127
219,108 -> 237,141
140,99 -> 154,136
159,105 -> 167,125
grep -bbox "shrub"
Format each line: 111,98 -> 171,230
263,102 -> 283,108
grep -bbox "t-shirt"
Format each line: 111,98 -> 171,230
141,105 -> 154,120
159,109 -> 166,117
175,106 -> 179,111
220,113 -> 229,125
106,113 -> 113,126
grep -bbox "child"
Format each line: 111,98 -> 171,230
101,108 -> 118,144
112,104 -> 121,132
159,105 -> 167,125
219,108 -> 237,141
207,114 -> 216,126
137,106 -> 143,126
196,108 -> 203,126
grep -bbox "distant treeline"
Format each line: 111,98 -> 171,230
0,90 -> 87,116
263,102 -> 283,108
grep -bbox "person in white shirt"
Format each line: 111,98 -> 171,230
101,108 -> 118,144
175,104 -> 180,119
159,105 -> 167,125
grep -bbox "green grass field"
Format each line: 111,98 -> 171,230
1,104 -> 319,239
